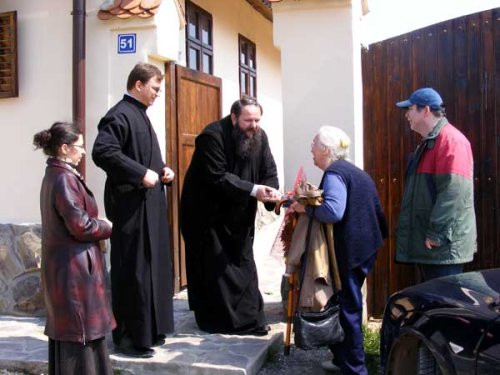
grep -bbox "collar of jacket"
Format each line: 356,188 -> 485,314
423,117 -> 449,150
123,93 -> 148,111
47,157 -> 84,181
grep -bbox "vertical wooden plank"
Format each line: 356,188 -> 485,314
393,32 -> 418,295
366,40 -> 391,315
436,20 -> 454,115
423,25 -> 438,86
494,9 -> 500,269
165,62 -> 181,293
477,10 -> 499,270
466,14 -> 488,270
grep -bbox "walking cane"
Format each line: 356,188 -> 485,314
324,223 -> 341,291
284,272 -> 295,355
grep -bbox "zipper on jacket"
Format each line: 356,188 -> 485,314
78,311 -> 86,345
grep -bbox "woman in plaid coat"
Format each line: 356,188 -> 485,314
33,122 -> 115,375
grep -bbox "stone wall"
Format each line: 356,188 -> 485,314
0,224 -> 44,316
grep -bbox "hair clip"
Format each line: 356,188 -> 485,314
340,138 -> 350,149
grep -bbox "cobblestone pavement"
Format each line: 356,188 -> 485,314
258,347 -> 332,375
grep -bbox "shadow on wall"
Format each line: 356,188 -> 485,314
0,224 -> 45,316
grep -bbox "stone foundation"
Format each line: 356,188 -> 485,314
0,224 -> 44,316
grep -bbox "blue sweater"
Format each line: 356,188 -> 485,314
310,160 -> 387,272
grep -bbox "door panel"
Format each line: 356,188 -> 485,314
165,63 -> 222,292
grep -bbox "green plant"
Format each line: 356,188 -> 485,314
363,324 -> 381,375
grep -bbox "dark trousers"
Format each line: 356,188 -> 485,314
417,263 -> 464,283
330,255 -> 376,375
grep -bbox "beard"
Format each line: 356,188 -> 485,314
232,122 -> 263,160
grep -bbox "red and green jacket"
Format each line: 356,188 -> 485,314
396,118 -> 477,265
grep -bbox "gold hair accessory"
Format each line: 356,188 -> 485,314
340,138 -> 350,149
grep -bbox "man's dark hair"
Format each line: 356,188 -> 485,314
126,63 -> 163,90
230,98 -> 263,117
416,104 -> 446,117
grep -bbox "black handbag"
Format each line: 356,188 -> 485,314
293,293 -> 344,350
292,215 -> 344,350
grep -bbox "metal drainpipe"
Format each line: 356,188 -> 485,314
73,0 -> 86,177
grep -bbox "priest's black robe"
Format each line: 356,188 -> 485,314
92,95 -> 174,348
179,115 -> 279,333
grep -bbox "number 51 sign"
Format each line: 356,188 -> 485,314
118,33 -> 136,54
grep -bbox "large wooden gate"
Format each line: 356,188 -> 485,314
362,8 -> 500,316
165,63 -> 222,292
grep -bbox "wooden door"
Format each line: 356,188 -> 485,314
362,8 -> 500,316
165,63 -> 222,292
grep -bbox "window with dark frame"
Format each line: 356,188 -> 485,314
185,0 -> 213,75
0,11 -> 18,99
238,34 -> 257,99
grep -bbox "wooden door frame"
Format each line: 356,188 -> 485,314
165,62 -> 181,292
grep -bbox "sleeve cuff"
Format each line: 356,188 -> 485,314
251,184 -> 258,197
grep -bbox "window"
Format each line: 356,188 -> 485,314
0,11 -> 18,98
185,1 -> 213,74
238,34 -> 257,99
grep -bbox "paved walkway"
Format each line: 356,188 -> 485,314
0,218 -> 288,375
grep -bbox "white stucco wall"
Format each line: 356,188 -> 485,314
0,0 -> 73,223
273,0 -> 362,190
0,0 -> 283,224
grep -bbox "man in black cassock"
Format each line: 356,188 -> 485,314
180,98 -> 281,335
92,63 -> 174,358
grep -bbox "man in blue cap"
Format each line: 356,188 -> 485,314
395,87 -> 477,282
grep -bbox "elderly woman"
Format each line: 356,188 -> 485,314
33,122 -> 115,375
291,126 -> 387,375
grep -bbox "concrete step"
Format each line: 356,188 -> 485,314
0,295 -> 285,375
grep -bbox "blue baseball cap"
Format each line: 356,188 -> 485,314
396,88 -> 444,110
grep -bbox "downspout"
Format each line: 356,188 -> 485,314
73,0 -> 86,177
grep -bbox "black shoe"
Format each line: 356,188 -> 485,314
234,325 -> 270,337
321,360 -> 340,373
115,344 -> 154,358
152,335 -> 166,347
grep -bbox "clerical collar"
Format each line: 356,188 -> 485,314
124,92 -> 147,110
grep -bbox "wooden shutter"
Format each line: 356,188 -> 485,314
0,11 -> 18,98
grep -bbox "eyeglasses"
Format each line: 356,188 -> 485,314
144,83 -> 162,94
70,144 -> 85,150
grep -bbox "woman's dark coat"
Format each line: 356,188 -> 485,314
40,158 -> 115,343
92,95 -> 174,347
180,115 -> 279,333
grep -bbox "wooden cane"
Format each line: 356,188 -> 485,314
284,272 -> 295,355
324,223 -> 341,291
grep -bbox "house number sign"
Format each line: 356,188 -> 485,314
118,33 -> 136,54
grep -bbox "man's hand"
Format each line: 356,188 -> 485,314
425,238 -> 440,249
161,167 -> 175,184
100,217 -> 113,229
255,185 -> 281,203
142,169 -> 159,188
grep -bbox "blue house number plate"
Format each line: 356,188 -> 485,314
118,34 -> 136,54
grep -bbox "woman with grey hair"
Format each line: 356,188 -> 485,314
291,126 -> 387,375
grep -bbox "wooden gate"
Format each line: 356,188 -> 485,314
362,8 -> 500,316
165,63 -> 222,292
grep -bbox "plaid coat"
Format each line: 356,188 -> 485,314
40,158 -> 115,343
